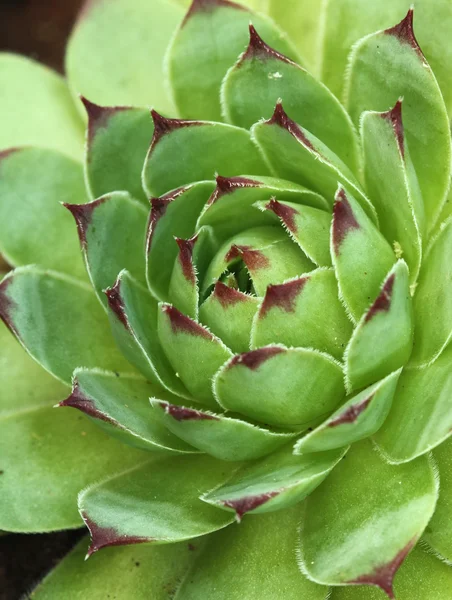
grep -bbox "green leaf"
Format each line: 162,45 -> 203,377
167,0 -> 299,120
361,101 -> 423,283
158,303 -> 232,407
373,344 -> 452,463
203,445 -> 346,518
222,25 -> 359,172
345,9 -> 451,232
66,192 -> 148,307
79,455 -> 238,553
83,99 -> 154,203
0,53 -> 84,159
178,507 -> 329,600
105,270 -> 188,396
331,187 -> 395,323
143,113 -> 269,197
295,371 -> 401,454
251,269 -> 353,360
151,399 -> 294,461
31,536 -> 205,600
199,282 -> 260,353
299,440 -> 438,596
60,369 -> 196,454
410,218 -> 452,365
214,345 -> 345,430
0,267 -> 128,385
252,102 -> 375,220
66,0 -> 183,112
345,261 -> 413,391
0,147 -> 87,279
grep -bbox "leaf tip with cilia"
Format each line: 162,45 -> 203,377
239,24 -> 295,66
104,277 -> 129,330
81,511 -> 151,558
384,8 -> 425,61
332,188 -> 360,255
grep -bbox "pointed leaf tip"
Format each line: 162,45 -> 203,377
382,100 -> 405,157
212,281 -> 250,307
174,234 -> 198,285
150,110 -> 202,145
104,278 -> 129,330
365,273 -> 395,323
81,96 -> 128,145
222,492 -> 279,522
160,401 -> 219,422
229,346 -> 285,370
332,188 -> 360,254
82,511 -> 152,558
225,244 -> 270,271
267,102 -> 316,152
241,24 -> 295,66
208,175 -> 262,205
260,277 -> 308,317
64,198 -> 106,247
146,187 -> 188,252
161,304 -> 213,340
265,198 -> 299,233
385,8 -> 424,61
59,380 -> 114,425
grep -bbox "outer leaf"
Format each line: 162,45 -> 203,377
83,99 -> 154,203
0,147 -> 87,278
344,261 -> 413,391
60,369 -> 196,454
151,399 -> 294,461
222,25 -> 359,172
345,10 -> 451,232
167,0 -> 299,120
331,187 -> 395,322
79,455 -> 238,553
203,445 -> 346,518
66,0 -> 183,112
66,192 -> 148,307
295,371 -> 400,454
0,53 -> 83,159
0,267 -> 128,385
374,344 -> 452,463
142,113 -> 268,197
214,345 -> 344,430
299,440 -> 438,597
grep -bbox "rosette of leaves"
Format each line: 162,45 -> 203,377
1,0 -> 452,598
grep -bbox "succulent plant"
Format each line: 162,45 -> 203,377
2,0 -> 452,597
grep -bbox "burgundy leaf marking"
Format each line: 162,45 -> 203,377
0,147 -> 20,162
59,380 -> 117,425
207,175 -> 262,206
146,187 -> 188,253
175,234 -> 198,285
240,24 -> 296,66
150,110 -> 203,148
229,346 -> 284,370
213,281 -> 250,307
162,304 -> 213,340
332,188 -> 360,254
382,100 -> 405,158
64,197 -> 108,248
81,97 -> 129,148
225,245 -> 270,272
183,0 -> 247,26
328,395 -> 373,427
348,537 -> 417,599
161,402 -> 218,421
267,102 -> 316,153
0,276 -> 18,337
385,9 -> 425,62
260,277 -> 308,317
82,512 -> 152,558
104,278 -> 129,330
222,491 -> 279,521
365,274 -> 395,323
266,198 -> 299,233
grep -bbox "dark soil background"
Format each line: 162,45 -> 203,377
1,1 -> 85,598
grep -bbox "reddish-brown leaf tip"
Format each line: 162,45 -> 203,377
104,278 -> 129,330
82,512 -> 151,558
222,491 -> 279,521
332,188 -> 360,254
385,9 -> 425,61
240,24 -> 295,66
0,275 -> 18,337
146,187 -> 188,253
64,197 -> 107,248
161,401 -> 219,421
348,537 -> 416,598
81,96 -> 128,147
328,395 -> 373,427
150,110 -> 203,147
59,380 -> 116,425
267,102 -> 316,152
183,0 -> 247,26
266,198 -> 300,233
365,273 -> 395,323
260,277 -> 308,318
207,175 -> 262,206
175,234 -> 198,285
229,346 -> 285,370
212,281 -> 250,308
225,244 -> 269,272
382,100 -> 405,158
162,304 -> 213,340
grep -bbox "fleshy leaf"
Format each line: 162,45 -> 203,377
295,371 -> 401,454
345,261 -> 413,391
214,345 -> 344,430
0,147 -> 88,279
146,182 -> 215,301
0,267 -> 128,385
331,187 -> 395,322
83,99 -> 154,203
0,53 -> 83,159
203,445 -> 346,518
105,270 -> 189,397
361,101 -> 423,283
222,25 -> 359,172
66,0 -> 183,112
345,9 -> 451,232
79,455 -> 238,553
167,0 -> 299,120
60,369 -> 196,454
299,440 -> 438,597
251,269 -> 353,360
374,343 -> 452,463
66,192 -> 148,307
142,113 -> 269,197
151,399 -> 294,461
168,234 -> 200,319
251,102 -> 376,220
158,303 -> 232,407
410,218 -> 452,365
